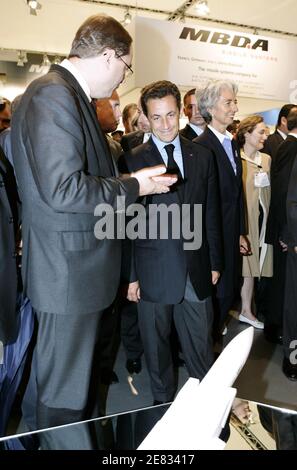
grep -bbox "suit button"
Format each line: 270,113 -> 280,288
12,251 -> 18,258
0,181 -> 5,187
9,216 -> 14,224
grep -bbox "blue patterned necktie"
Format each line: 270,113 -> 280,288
222,137 -> 237,174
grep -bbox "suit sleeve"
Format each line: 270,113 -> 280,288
18,83 -> 139,214
286,154 -> 297,245
205,151 -> 224,272
120,135 -> 130,152
118,152 -> 138,283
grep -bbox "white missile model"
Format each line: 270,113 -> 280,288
138,326 -> 254,450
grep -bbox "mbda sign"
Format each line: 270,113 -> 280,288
179,27 -> 268,52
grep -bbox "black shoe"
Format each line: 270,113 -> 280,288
264,325 -> 283,345
282,357 -> 297,381
126,358 -> 142,374
100,368 -> 119,385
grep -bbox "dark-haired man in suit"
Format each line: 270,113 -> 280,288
180,88 -> 205,141
263,104 -> 297,160
266,109 -> 297,374
120,80 -> 222,404
11,13 -> 176,447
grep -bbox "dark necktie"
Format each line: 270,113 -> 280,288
164,144 -> 184,199
164,144 -> 182,179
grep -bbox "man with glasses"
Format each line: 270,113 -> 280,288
11,14 -> 175,449
116,54 -> 134,75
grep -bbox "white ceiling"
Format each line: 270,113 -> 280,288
74,0 -> 297,36
2,0 -> 297,54
2,0 -> 297,114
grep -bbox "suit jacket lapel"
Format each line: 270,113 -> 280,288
232,139 -> 242,185
180,136 -> 194,202
143,137 -> 165,167
207,127 -> 239,182
0,159 -> 11,215
186,124 -> 197,140
50,65 -> 116,176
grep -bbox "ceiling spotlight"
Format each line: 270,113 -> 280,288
123,8 -> 132,25
27,0 -> 42,16
42,54 -> 51,67
195,0 -> 210,16
53,56 -> 61,65
179,12 -> 186,23
17,50 -> 28,67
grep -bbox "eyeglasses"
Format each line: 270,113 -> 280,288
116,54 -> 133,76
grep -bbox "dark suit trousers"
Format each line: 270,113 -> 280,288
120,299 -> 143,361
213,295 -> 234,333
283,250 -> 297,359
265,243 -> 287,329
137,289 -> 214,402
32,309 -> 103,447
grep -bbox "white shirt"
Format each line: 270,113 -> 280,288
208,124 -> 233,144
143,132 -> 151,143
151,134 -> 184,178
189,123 -> 204,136
288,132 -> 297,139
60,59 -> 91,102
277,129 -> 287,140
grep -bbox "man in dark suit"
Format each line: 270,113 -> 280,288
284,121 -> 297,380
120,99 -> 151,152
194,80 -> 249,335
0,146 -> 19,352
263,104 -> 297,160
120,80 -> 223,403
180,88 -> 205,141
11,14 -> 176,447
0,147 -> 33,436
265,113 -> 297,346
263,108 -> 297,345
265,110 -> 297,378
120,98 -> 152,373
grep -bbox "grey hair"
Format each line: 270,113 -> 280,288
198,80 -> 238,124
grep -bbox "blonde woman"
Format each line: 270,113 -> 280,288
237,116 -> 273,328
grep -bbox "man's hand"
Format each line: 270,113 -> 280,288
279,239 -> 288,252
132,165 -> 177,196
240,235 -> 252,255
127,281 -> 141,303
211,271 -> 220,285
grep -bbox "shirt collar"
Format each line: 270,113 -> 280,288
151,133 -> 181,154
188,122 -> 204,136
277,129 -> 287,140
208,124 -> 233,144
143,132 -> 151,143
288,132 -> 297,139
241,150 -> 262,166
60,59 -> 91,102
